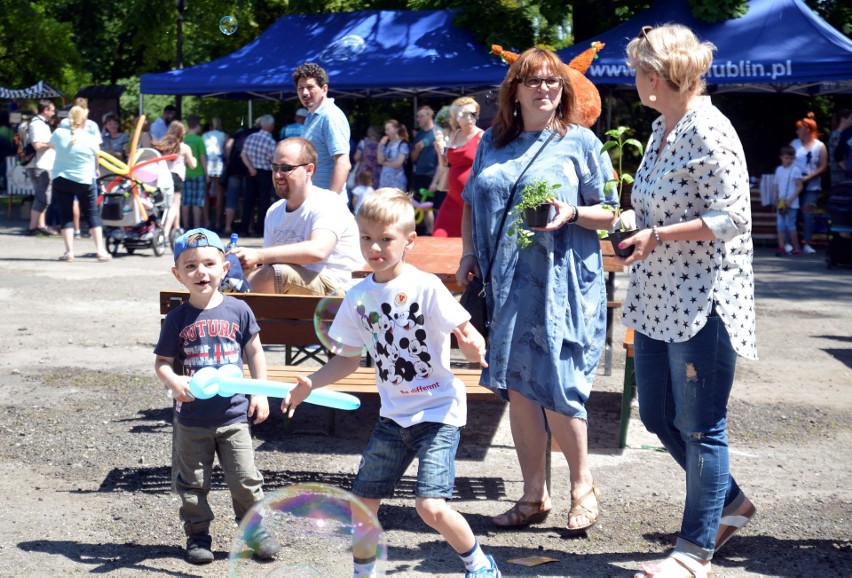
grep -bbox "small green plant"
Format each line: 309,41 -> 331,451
507,178 -> 561,249
600,125 -> 644,233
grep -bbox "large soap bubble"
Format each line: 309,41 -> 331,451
219,15 -> 239,35
313,290 -> 378,358
229,483 -> 386,577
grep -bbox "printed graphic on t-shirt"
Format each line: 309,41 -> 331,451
179,318 -> 242,373
357,289 -> 436,390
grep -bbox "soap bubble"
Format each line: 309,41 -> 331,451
313,291 -> 376,358
229,483 -> 386,577
219,15 -> 239,36
320,34 -> 367,61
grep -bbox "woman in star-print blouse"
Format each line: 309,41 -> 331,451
620,25 -> 758,578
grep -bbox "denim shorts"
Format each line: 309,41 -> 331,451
352,419 -> 460,500
776,207 -> 798,232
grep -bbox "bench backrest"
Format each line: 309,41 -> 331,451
160,291 -> 342,347
160,238 -> 621,349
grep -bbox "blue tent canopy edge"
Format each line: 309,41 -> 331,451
141,9 -> 510,99
558,0 -> 852,95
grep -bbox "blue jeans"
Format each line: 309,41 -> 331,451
352,419 -> 460,500
634,308 -> 742,560
801,190 -> 819,242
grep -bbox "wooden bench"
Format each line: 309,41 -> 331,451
161,235 -> 624,434
158,291 -> 496,417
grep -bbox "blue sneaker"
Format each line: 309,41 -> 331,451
465,554 -> 501,577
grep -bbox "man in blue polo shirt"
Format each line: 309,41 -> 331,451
292,62 -> 351,205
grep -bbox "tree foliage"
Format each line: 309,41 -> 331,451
2,0 -> 848,150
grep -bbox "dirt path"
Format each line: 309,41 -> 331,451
0,214 -> 849,577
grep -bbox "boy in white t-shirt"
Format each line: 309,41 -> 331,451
773,145 -> 804,256
283,188 -> 501,577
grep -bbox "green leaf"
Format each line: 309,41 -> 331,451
624,138 -> 645,155
600,140 -> 618,154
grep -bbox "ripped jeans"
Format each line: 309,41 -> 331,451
634,308 -> 741,560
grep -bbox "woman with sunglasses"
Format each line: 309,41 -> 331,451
620,24 -> 757,578
433,97 -> 484,237
457,48 -> 617,535
791,113 -> 828,255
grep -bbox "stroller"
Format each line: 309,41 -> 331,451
825,180 -> 852,269
99,148 -> 174,257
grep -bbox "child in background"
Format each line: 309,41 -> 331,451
154,228 -> 279,565
282,189 -> 501,577
351,169 -> 375,215
182,115 -> 208,230
773,145 -> 804,256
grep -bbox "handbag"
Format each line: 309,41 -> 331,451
460,132 -> 556,338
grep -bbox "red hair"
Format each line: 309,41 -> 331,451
795,112 -> 818,137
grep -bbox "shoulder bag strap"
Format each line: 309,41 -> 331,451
481,131 -> 556,290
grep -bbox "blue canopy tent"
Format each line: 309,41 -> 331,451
558,0 -> 852,95
140,9 -> 509,100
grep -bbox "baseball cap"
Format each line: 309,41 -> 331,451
173,228 -> 225,262
295,108 -> 309,118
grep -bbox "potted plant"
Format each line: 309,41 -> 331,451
508,178 -> 561,249
600,126 -> 644,258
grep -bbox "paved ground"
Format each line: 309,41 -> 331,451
0,208 -> 849,577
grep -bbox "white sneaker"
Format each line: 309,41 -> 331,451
784,243 -> 793,254
802,244 -> 816,255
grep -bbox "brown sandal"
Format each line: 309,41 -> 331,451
566,484 -> 601,535
492,500 -> 551,528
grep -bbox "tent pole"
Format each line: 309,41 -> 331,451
249,100 -> 253,126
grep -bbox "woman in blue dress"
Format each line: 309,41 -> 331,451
458,48 -> 617,534
376,119 -> 410,191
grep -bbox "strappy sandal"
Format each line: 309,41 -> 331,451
565,484 -> 600,536
492,500 -> 551,528
716,500 -> 756,550
634,551 -> 714,578
58,253 -> 74,262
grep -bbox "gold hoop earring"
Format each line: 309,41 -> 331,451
649,94 -> 657,102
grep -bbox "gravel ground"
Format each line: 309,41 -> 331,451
0,213 -> 850,577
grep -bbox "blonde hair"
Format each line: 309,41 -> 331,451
451,96 -> 480,113
626,24 -> 715,97
357,188 -> 415,234
68,105 -> 88,131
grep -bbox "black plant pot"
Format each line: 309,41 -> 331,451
523,204 -> 551,228
607,228 -> 640,258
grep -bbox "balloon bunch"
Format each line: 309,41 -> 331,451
96,115 -> 177,220
412,188 -> 434,225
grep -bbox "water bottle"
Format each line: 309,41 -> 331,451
224,233 -> 238,253
220,233 -> 251,293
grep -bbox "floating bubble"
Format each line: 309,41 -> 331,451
219,15 -> 238,35
320,34 -> 367,61
313,291 -> 375,358
229,483 -> 387,577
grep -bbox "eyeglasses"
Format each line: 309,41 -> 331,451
271,163 -> 308,174
520,77 -> 563,89
457,110 -> 478,119
805,151 -> 812,164
639,25 -> 653,40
